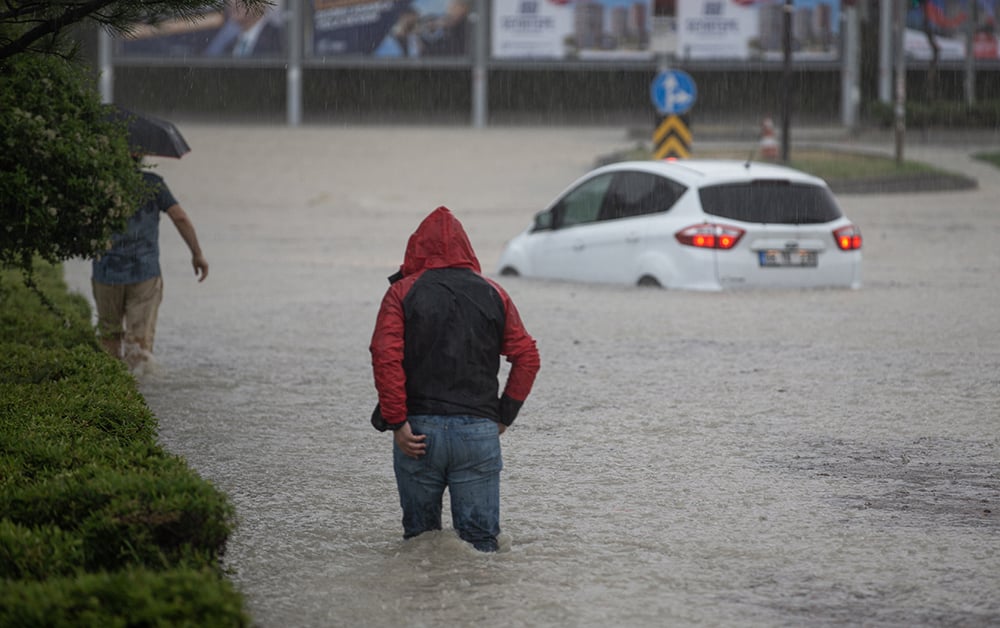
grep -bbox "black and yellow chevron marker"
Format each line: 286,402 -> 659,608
653,115 -> 692,160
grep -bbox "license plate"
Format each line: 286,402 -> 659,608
758,249 -> 818,267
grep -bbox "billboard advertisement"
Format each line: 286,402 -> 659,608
311,0 -> 471,57
904,0 -> 1000,60
120,0 -> 287,58
112,0 -> 1000,62
492,0 -> 654,60
676,0 -> 839,61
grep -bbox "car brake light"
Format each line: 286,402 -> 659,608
833,225 -> 863,251
675,224 -> 745,250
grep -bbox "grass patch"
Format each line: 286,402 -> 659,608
610,144 -> 953,182
972,151 -> 1000,169
780,150 -> 939,180
693,147 -> 945,181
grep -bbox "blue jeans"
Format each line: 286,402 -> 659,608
393,415 -> 503,552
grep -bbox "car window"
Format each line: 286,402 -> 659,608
698,180 -> 843,224
556,173 -> 613,228
601,171 -> 687,221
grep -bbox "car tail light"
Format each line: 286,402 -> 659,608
833,225 -> 863,251
675,224 -> 745,250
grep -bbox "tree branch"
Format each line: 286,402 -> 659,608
0,0 -> 270,61
0,0 -> 116,60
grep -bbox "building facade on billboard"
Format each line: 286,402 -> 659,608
676,0 -> 758,59
756,0 -> 837,60
492,0 -> 653,60
677,0 -> 839,61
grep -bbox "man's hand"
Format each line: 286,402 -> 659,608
192,254 -> 209,282
393,422 -> 426,458
166,205 -> 207,282
498,423 -> 507,436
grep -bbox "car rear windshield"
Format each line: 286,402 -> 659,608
698,180 -> 843,224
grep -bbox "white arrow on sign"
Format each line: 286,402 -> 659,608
661,73 -> 693,114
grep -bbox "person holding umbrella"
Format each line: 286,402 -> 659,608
92,108 -> 208,371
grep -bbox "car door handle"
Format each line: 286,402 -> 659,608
625,234 -> 640,244
572,241 -> 585,251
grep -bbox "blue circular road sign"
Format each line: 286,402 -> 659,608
651,70 -> 697,116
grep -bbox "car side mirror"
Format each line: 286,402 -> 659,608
532,209 -> 553,232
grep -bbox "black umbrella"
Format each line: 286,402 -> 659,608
105,105 -> 191,158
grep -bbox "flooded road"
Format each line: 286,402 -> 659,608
65,126 -> 999,627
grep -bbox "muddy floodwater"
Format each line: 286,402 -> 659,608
65,126 -> 999,627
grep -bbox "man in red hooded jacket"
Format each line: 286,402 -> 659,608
370,206 -> 540,552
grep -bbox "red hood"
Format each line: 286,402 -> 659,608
399,206 -> 481,277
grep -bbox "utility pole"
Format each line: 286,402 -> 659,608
841,0 -> 860,130
472,0 -> 488,128
781,0 -> 793,162
964,0 -> 978,106
286,0 -> 302,127
893,0 -> 906,164
98,28 -> 113,104
878,0 -> 893,103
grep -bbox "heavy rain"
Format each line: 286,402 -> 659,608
29,0 -> 1000,625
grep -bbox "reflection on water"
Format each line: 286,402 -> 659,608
60,127 -> 1000,627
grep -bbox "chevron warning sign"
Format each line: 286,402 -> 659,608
653,115 -> 692,160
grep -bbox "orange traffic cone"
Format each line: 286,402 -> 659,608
759,117 -> 779,161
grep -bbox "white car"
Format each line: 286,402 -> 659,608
496,160 -> 862,290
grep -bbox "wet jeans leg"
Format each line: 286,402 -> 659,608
393,416 -> 502,552
448,418 -> 502,553
393,417 -> 445,539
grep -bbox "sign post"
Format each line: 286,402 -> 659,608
650,69 -> 696,159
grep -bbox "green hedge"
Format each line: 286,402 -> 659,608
2,462 -> 235,573
0,262 -> 248,625
0,262 -> 95,349
867,99 -> 1000,128
0,567 -> 248,628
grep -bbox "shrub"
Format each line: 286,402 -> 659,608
0,260 -> 95,348
0,262 -> 248,622
0,520 -> 85,580
0,54 -> 147,277
0,567 -> 249,628
1,345 -> 156,445
1,407 -> 234,573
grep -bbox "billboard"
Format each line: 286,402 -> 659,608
111,0 -> 1000,62
120,0 -> 287,58
676,0 -> 839,61
904,0 -> 1000,60
492,0 -> 654,60
311,0 -> 471,57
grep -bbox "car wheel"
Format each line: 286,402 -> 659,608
499,266 -> 520,277
637,275 -> 662,288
